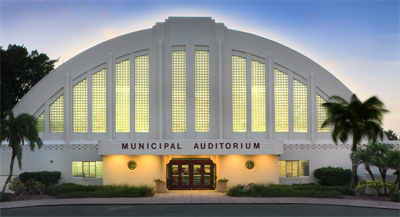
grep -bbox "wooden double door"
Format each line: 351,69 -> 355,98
167,159 -> 215,190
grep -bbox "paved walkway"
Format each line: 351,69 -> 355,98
1,190 -> 399,210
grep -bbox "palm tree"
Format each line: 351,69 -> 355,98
322,94 -> 388,188
351,145 -> 375,181
384,129 -> 398,140
1,110 -> 43,192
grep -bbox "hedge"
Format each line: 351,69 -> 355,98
19,171 -> 61,190
313,166 -> 352,186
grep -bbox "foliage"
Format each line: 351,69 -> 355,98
218,178 -> 229,182
355,183 -> 366,197
384,129 -> 398,140
391,192 -> 400,202
8,178 -> 26,195
153,178 -> 164,183
367,180 -> 384,196
313,166 -> 353,186
351,146 -> 375,181
1,110 -> 43,192
385,182 -> 397,194
1,44 -> 58,115
0,192 -> 10,202
226,183 -> 351,198
322,94 -> 388,187
48,183 -> 153,198
25,179 -> 46,195
19,171 -> 61,190
388,150 -> 400,184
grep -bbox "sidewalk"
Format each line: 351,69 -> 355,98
1,190 -> 399,210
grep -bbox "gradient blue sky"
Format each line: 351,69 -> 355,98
2,0 -> 399,136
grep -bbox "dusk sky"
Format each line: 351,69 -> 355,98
1,0 -> 399,136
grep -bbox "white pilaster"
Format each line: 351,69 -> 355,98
267,53 -> 274,139
87,70 -> 93,141
64,73 -> 71,144
130,53 -> 135,139
186,43 -> 195,139
246,53 -> 252,138
107,53 -> 114,139
159,40 -> 163,140
288,70 -> 294,140
218,39 -> 223,139
309,73 -> 316,144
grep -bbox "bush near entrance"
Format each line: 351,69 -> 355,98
227,183 -> 354,198
18,171 -> 61,191
314,166 -> 352,186
48,183 -> 153,198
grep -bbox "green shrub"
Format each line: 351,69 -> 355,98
19,171 -> 61,190
25,179 -> 46,195
313,166 -> 352,186
8,178 -> 26,195
391,192 -> 400,202
49,183 -> 153,198
0,192 -> 10,202
227,183 -> 344,199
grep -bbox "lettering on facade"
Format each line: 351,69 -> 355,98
121,142 -> 260,150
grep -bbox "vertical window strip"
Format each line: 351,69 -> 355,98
251,60 -> 266,132
299,160 -> 309,176
195,51 -> 210,132
171,51 -> 186,132
92,69 -> 107,133
72,161 -> 83,177
96,161 -> 103,178
135,55 -> 149,132
274,69 -> 288,132
50,95 -> 64,133
293,79 -> 308,132
232,56 -> 247,132
279,161 -> 286,177
115,60 -> 130,132
73,79 -> 87,132
37,112 -> 45,133
316,94 -> 331,132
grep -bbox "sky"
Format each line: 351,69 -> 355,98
1,0 -> 399,136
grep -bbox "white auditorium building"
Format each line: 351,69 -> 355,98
1,17 -> 397,190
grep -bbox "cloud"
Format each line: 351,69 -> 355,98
103,29 -> 119,39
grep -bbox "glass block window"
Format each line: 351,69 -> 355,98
251,60 -> 266,132
96,161 -> 103,178
72,161 -> 83,177
73,79 -> 87,132
135,55 -> 149,132
171,51 -> 186,132
72,161 -> 103,178
299,160 -> 310,176
279,160 -> 309,177
37,112 -> 45,133
274,69 -> 288,132
279,161 -> 286,177
92,69 -> 106,133
50,95 -> 64,133
316,94 -> 331,132
115,60 -> 130,132
293,79 -> 308,132
195,51 -> 210,132
232,55 -> 247,132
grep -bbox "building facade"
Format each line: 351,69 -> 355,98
1,17 -> 396,190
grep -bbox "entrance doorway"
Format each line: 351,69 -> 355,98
167,158 -> 215,190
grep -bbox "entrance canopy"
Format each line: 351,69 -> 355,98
98,139 -> 284,155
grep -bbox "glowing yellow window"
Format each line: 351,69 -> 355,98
251,60 -> 266,132
73,79 -> 87,132
274,69 -> 288,132
36,112 -> 45,133
92,69 -> 106,133
135,55 -> 149,132
316,94 -> 330,132
195,51 -> 209,132
115,60 -> 130,132
171,51 -> 186,132
293,79 -> 307,132
50,95 -> 64,133
232,55 -> 247,132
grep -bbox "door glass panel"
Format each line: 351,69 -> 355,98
204,164 -> 211,185
172,165 -> 179,185
193,164 -> 201,185
181,164 -> 189,185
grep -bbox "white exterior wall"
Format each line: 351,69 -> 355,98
2,17 -> 397,189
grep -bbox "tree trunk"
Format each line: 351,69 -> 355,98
352,164 -> 358,188
381,169 -> 387,195
2,153 -> 16,193
366,167 -> 375,181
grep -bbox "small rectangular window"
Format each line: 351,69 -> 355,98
72,161 -> 102,178
279,160 -> 309,177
